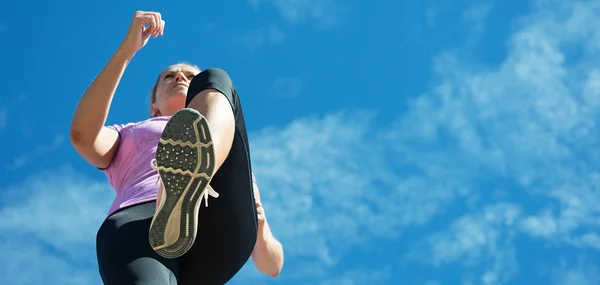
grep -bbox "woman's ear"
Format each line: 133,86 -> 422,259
151,103 -> 161,117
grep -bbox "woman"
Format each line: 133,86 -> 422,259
69,10 -> 283,285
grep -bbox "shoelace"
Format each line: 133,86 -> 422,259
150,159 -> 219,207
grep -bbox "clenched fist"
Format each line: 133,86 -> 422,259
119,11 -> 165,57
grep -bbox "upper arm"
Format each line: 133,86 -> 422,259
70,126 -> 120,169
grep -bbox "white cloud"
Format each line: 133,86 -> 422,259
396,0 -> 600,233
5,0 -> 600,284
550,257 -> 600,285
6,134 -> 65,170
249,111 -> 396,266
0,111 -> 399,284
268,77 -> 303,98
0,166 -> 113,285
238,25 -> 286,50
388,0 -> 600,282
462,2 -> 494,45
520,209 -> 558,238
316,268 -> 392,285
0,106 -> 7,132
408,204 -> 520,284
250,0 -> 342,27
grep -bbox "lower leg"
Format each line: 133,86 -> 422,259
148,69 -> 238,258
186,88 -> 235,174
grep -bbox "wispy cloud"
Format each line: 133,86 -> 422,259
462,2 -> 494,45
425,1 -> 493,45
0,106 -> 7,132
426,5 -> 441,28
4,0 -> 600,284
7,134 -> 65,170
0,93 -> 26,134
247,0 -> 600,282
392,0 -> 600,282
520,209 -> 558,238
237,25 -> 286,50
250,0 -> 343,28
248,111 -> 395,268
549,256 -> 600,285
0,166 -> 113,285
268,77 -> 303,98
409,204 -> 521,284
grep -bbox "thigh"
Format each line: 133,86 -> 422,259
97,202 -> 180,285
180,68 -> 257,285
178,144 -> 256,285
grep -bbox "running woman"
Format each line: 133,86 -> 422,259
70,10 -> 284,285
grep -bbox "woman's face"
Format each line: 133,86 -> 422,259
151,64 -> 200,117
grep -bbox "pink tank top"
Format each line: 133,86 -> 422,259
102,116 -> 169,217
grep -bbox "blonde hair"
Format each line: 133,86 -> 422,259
149,62 -> 201,117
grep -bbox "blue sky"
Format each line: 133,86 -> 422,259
1,0 -> 600,284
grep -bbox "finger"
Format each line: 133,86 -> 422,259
155,13 -> 164,35
138,15 -> 154,34
141,26 -> 152,42
154,13 -> 162,37
138,19 -> 152,40
140,13 -> 156,37
151,13 -> 159,37
137,13 -> 152,25
154,13 -> 161,37
160,19 -> 165,35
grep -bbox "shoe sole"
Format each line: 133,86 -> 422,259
148,108 -> 216,259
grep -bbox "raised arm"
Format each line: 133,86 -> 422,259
69,49 -> 131,168
251,178 -> 284,277
69,11 -> 164,168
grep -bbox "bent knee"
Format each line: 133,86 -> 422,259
193,67 -> 233,87
186,67 -> 237,110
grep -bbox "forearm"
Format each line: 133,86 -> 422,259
70,47 -> 133,143
251,221 -> 284,277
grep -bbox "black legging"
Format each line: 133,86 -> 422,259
96,68 -> 258,285
97,201 -> 179,284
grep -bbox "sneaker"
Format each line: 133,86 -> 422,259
148,108 -> 219,259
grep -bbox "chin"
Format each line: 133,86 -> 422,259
165,95 -> 187,109
171,91 -> 188,97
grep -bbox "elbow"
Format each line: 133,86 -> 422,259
254,261 -> 283,278
69,126 -> 86,146
69,125 -> 95,148
253,255 -> 284,278
69,111 -> 98,144
268,268 -> 282,278
252,237 -> 284,277
261,265 -> 282,278
266,255 -> 284,278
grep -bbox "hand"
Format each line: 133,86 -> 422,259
256,198 -> 266,229
119,11 -> 165,57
